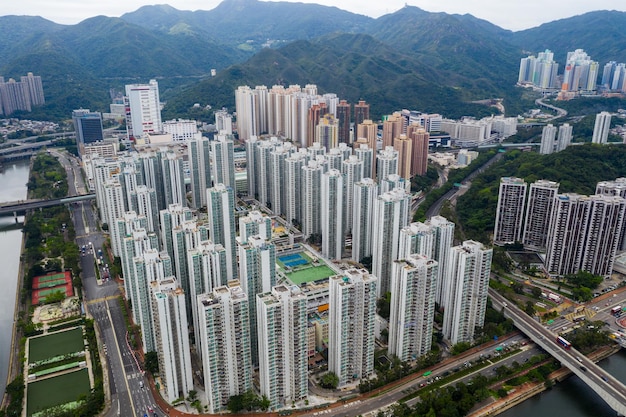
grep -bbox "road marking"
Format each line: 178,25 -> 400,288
106,300 -> 138,417
85,295 -> 119,305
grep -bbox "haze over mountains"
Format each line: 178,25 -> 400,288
1,0 -> 626,121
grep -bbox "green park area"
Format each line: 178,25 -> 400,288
28,327 -> 84,364
26,368 -> 90,417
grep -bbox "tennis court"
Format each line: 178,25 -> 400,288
29,327 -> 85,364
32,272 -> 73,304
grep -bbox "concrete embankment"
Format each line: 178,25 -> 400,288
469,345 -> 621,417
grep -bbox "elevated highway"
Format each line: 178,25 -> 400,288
490,289 -> 626,415
0,194 -> 95,217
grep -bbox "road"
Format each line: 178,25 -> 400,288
299,334 -> 529,417
424,151 -> 505,219
535,98 -> 568,121
55,150 -> 164,417
490,289 -> 626,416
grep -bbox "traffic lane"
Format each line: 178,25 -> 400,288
491,291 -> 626,401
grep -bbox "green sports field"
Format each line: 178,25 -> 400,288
29,327 -> 84,363
27,368 -> 90,416
284,264 -> 336,285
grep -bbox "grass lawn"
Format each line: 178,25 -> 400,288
285,264 -> 336,285
29,327 -> 84,363
27,368 -> 90,416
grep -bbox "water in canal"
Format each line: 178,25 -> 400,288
0,161 -> 29,397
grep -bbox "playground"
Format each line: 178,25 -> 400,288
278,251 -> 336,285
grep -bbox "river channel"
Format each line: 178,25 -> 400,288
0,160 -> 29,397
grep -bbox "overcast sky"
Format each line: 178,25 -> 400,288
2,0 -> 626,31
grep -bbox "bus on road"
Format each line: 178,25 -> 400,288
556,336 -> 571,349
611,306 -> 622,316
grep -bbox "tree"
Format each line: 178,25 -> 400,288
531,286 -> 542,298
320,372 -> 339,389
525,301 -> 535,316
144,351 -> 159,374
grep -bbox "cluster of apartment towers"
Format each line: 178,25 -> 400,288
88,82 -> 493,412
494,177 -> 626,278
539,111 -> 614,155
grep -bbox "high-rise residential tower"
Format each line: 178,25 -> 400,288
522,180 -> 559,251
494,177 -> 527,245
207,184 -> 238,279
197,285 -> 253,413
125,79 -> 162,141
389,254 -> 438,361
257,285 -> 308,410
442,241 -> 492,345
321,169 -> 344,260
592,112 -> 612,144
328,269 -> 377,386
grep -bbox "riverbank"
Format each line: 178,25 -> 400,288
469,344 -> 621,417
0,231 -> 25,409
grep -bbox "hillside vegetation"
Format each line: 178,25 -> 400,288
456,144 -> 626,243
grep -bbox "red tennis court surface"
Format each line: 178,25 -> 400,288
32,272 -> 73,304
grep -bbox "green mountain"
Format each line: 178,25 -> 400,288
163,33 -> 497,121
509,10 -> 626,64
0,16 -> 63,58
121,0 -> 372,49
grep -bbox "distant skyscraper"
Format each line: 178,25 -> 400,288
187,135 -> 212,208
207,184 -> 238,279
125,79 -> 162,141
556,123 -> 573,152
321,169 -> 344,260
342,155 -> 363,235
354,143 -> 374,179
523,180 -> 559,251
214,108 -> 233,135
442,241 -> 492,345
393,134 -> 412,180
561,49 -> 599,93
352,178 -> 378,263
285,150 -> 307,226
382,112 -> 403,148
103,180 -> 126,257
539,124 -> 557,155
315,113 -> 339,150
269,143 -> 294,215
354,100 -> 370,126
518,50 -> 559,89
356,119 -> 378,151
257,285 -> 308,410
197,285 -> 253,413
328,269 -> 377,386
407,124 -> 429,176
302,159 -> 324,239
592,112 -> 612,144
0,78 -> 31,115
376,146 -> 399,181
494,177 -> 527,245
389,254 -> 438,361
336,99 -> 351,144
160,148 -> 186,208
72,109 -> 104,156
151,278 -> 193,403
20,72 -> 45,106
372,188 -> 410,296
211,133 -> 236,189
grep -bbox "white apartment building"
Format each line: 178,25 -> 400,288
442,241 -> 492,345
151,278 -> 193,403
257,285 -> 308,410
493,177 -> 527,245
197,285 -> 252,413
328,269 -> 377,386
389,254 -> 438,361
